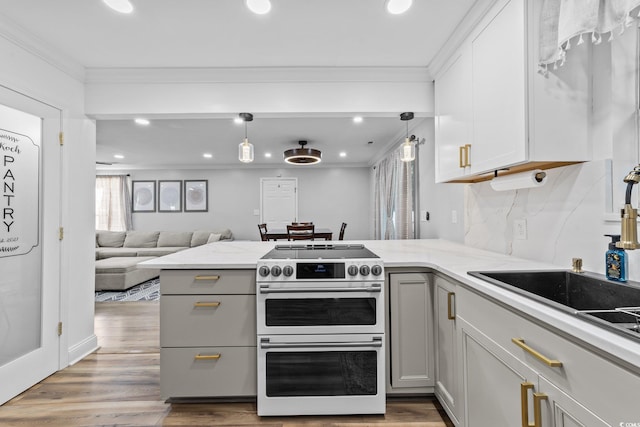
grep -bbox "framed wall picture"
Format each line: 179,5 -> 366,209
132,180 -> 156,212
184,180 -> 208,212
158,180 -> 182,212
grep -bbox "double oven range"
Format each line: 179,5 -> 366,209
256,244 -> 385,416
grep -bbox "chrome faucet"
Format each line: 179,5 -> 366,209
617,165 -> 640,250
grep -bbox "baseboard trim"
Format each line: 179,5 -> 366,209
67,334 -> 99,365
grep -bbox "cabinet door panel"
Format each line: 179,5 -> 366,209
538,377 -> 609,427
459,317 -> 538,427
470,0 -> 526,174
435,47 -> 472,182
434,277 -> 459,423
389,273 -> 434,389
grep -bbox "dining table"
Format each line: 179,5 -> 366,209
264,227 -> 333,241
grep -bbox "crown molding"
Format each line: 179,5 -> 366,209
85,66 -> 431,84
0,12 -> 85,82
427,0 -> 499,78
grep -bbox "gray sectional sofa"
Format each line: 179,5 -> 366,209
95,229 -> 233,291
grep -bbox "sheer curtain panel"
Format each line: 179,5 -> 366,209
95,175 -> 132,231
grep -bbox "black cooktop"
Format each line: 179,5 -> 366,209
261,244 -> 380,260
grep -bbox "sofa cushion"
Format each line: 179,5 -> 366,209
216,228 -> 233,240
96,248 -> 140,259
136,247 -> 188,257
123,231 -> 160,248
207,233 -> 222,243
96,230 -> 126,247
158,231 -> 193,247
190,230 -> 213,247
95,256 -> 156,274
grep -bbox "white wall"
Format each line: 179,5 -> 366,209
0,37 -> 97,365
105,166 -> 371,241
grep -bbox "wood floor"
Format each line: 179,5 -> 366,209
0,301 -> 454,427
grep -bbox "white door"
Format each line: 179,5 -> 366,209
0,86 -> 61,404
260,178 -> 297,229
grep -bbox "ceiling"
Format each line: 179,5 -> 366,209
0,0 -> 476,168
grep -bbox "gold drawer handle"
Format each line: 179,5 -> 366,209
194,353 -> 221,360
194,275 -> 220,281
447,292 -> 456,320
459,146 -> 465,168
520,382 -> 534,427
533,392 -> 548,427
512,338 -> 563,367
464,144 -> 471,167
194,301 -> 221,308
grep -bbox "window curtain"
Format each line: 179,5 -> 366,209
540,0 -> 640,72
373,150 -> 415,240
95,175 -> 132,231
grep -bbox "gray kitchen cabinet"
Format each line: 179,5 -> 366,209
456,284 -> 635,426
433,275 -> 461,425
434,0 -> 590,183
159,269 -> 257,399
386,271 -> 434,394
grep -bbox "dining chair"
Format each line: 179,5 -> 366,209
339,222 -> 347,240
287,224 -> 315,240
258,223 -> 268,241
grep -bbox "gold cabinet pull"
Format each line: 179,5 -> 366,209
520,382 -> 534,427
512,338 -> 563,367
194,353 -> 221,360
447,292 -> 456,320
464,144 -> 471,167
533,392 -> 548,427
194,301 -> 221,308
194,275 -> 220,281
459,146 -> 465,168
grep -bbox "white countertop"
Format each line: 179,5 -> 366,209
138,239 -> 640,372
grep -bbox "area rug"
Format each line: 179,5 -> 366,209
95,277 -> 160,302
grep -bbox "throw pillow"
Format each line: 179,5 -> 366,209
96,230 -> 126,247
207,233 -> 222,243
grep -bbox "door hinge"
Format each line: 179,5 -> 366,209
58,322 -> 63,336
59,131 -> 64,146
59,227 -> 64,240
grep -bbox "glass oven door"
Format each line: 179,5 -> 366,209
257,283 -> 384,335
257,334 -> 385,416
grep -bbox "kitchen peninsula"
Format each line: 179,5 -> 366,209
140,240 -> 640,425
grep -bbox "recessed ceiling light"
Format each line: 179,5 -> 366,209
339,152 -> 347,158
246,0 -> 271,15
103,0 -> 133,14
134,118 -> 150,125
113,154 -> 124,159
203,153 -> 213,159
385,0 -> 413,14
265,152 -> 272,158
353,116 -> 363,123
234,117 -> 244,124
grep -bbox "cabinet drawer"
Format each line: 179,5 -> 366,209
161,346 -> 256,399
161,295 -> 256,347
161,269 -> 255,295
457,286 -> 640,422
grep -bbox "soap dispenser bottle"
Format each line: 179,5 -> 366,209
605,234 -> 628,282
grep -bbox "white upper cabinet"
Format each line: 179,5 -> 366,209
434,0 -> 591,183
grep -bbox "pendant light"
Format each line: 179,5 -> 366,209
400,112 -> 415,162
238,113 -> 254,163
284,141 -> 322,165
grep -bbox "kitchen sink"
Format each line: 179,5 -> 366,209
468,270 -> 640,341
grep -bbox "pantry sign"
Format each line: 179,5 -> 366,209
0,127 -> 39,258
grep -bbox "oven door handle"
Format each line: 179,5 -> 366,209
258,284 -> 382,293
260,337 -> 383,349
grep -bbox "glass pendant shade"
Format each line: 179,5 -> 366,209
239,138 -> 254,163
401,138 -> 415,162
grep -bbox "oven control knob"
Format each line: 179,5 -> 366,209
371,265 -> 383,276
348,265 -> 359,276
359,265 -> 370,276
283,265 -> 294,277
270,266 -> 282,277
258,266 -> 271,277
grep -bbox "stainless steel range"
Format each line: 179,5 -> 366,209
256,244 -> 385,417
